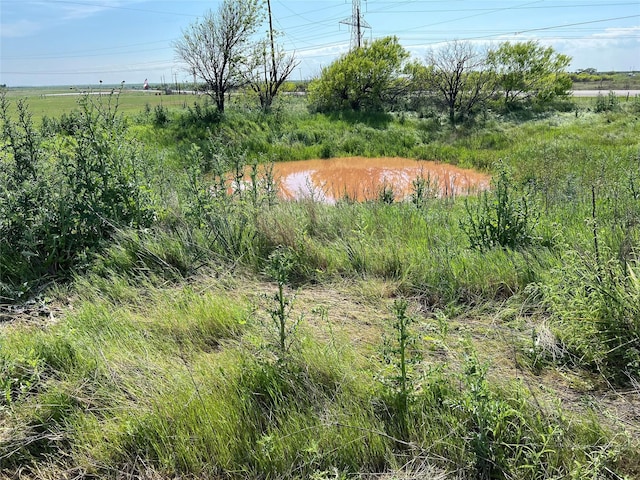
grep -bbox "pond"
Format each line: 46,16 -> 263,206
267,157 -> 491,204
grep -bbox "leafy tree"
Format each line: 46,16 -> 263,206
174,0 -> 263,112
308,36 -> 409,112
487,41 -> 572,108
424,40 -> 496,123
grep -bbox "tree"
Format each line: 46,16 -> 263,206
174,0 -> 263,112
241,0 -> 298,112
424,40 -> 495,123
487,41 -> 572,108
308,36 -> 409,113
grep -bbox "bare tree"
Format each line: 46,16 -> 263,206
174,0 -> 263,112
241,0 -> 297,111
242,38 -> 297,111
425,40 -> 495,123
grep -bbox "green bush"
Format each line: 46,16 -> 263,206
595,91 -> 620,112
152,104 -> 169,126
461,163 -> 538,251
0,92 -> 155,299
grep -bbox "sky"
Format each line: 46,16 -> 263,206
0,0 -> 639,87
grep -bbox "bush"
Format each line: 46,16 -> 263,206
461,163 -> 538,251
153,104 -> 169,126
308,37 -> 409,113
595,91 -> 620,112
0,92 -> 155,299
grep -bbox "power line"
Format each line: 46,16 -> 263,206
2,1 -> 637,82
367,1 -> 638,14
340,0 -> 371,49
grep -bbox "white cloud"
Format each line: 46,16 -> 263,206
0,20 -> 42,38
56,1 -> 149,20
550,26 -> 639,51
295,42 -> 349,58
399,26 -> 640,72
593,25 -> 640,40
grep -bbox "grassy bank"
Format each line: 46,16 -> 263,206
1,91 -> 639,478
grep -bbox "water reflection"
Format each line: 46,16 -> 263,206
267,157 -> 490,204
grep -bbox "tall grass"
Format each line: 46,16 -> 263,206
3,282 -> 634,478
1,93 -> 639,478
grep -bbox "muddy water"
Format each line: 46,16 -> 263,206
268,157 -> 490,204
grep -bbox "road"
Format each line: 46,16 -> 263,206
571,90 -> 640,97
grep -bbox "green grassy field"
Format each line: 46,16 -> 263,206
2,87 -> 196,122
1,87 -> 639,479
2,81 -> 638,122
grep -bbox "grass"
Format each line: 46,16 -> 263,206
1,89 -> 639,478
3,273 -> 636,478
1,87 -> 196,122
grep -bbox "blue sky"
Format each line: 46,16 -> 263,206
1,0 -> 638,87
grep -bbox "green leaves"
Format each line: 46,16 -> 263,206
264,246 -> 301,361
308,37 -> 409,113
487,40 -> 572,107
461,163 -> 538,251
0,93 -> 155,299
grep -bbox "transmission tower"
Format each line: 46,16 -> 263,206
340,0 -> 370,50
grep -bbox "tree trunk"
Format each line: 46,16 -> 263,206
215,90 -> 225,112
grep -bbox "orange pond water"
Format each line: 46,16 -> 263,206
259,157 -> 491,204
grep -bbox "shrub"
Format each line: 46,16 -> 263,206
595,91 -> 620,112
264,246 -> 302,362
461,163 -> 538,251
0,92 -> 155,299
153,104 -> 169,126
308,37 -> 409,113
379,299 -> 421,442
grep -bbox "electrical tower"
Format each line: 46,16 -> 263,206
340,0 -> 370,50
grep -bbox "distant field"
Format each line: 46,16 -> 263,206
2,87 -> 199,121
3,80 -> 639,122
570,72 -> 640,90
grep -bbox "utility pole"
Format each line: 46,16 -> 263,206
266,0 -> 277,80
340,0 -> 370,50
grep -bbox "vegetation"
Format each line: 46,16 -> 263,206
487,40 -> 572,108
173,0 -> 265,112
308,38 -> 575,123
0,92 -> 154,299
242,0 -> 298,112
570,69 -> 640,90
308,37 -> 409,113
174,0 -> 296,113
0,74 -> 639,479
421,40 -> 496,123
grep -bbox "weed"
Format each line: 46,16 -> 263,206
461,162 -> 538,251
377,181 -> 396,204
264,247 -> 303,362
1,88 -> 639,479
380,298 -> 422,442
152,104 -> 169,126
595,91 -> 620,113
536,251 -> 640,383
409,170 -> 439,209
344,219 -> 369,277
0,92 -> 155,298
